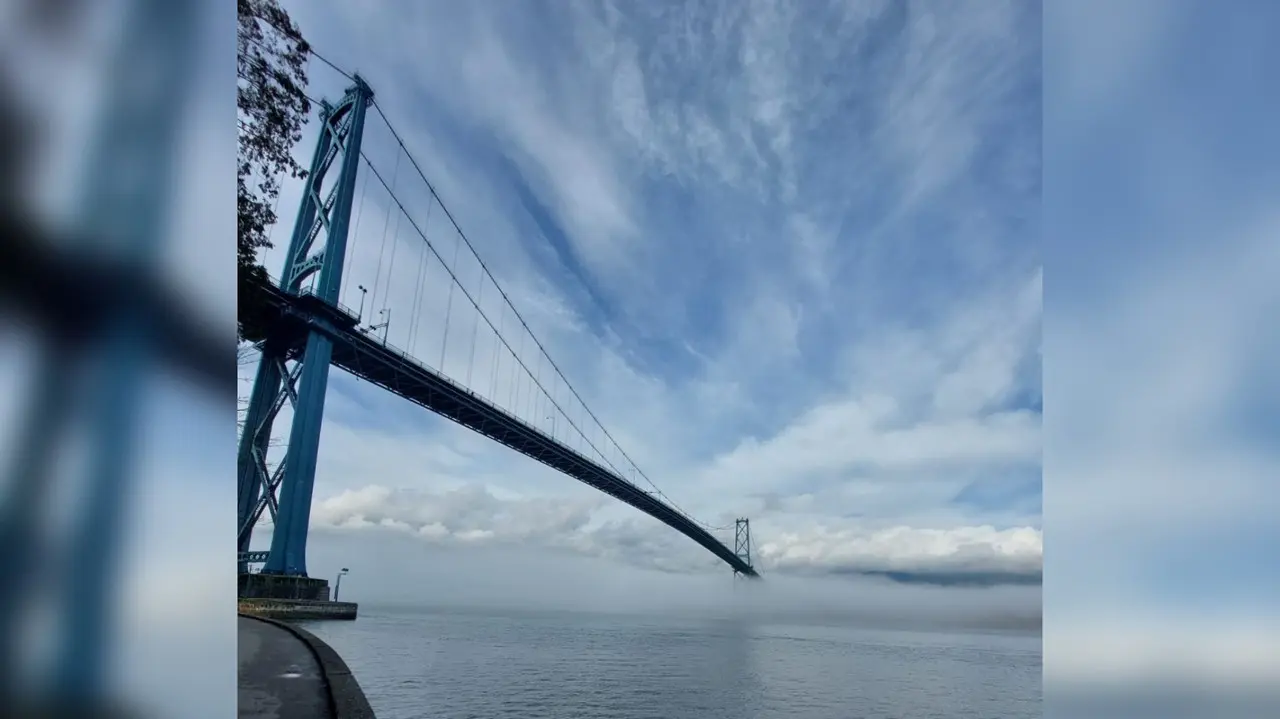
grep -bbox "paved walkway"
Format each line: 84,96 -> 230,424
238,615 -> 334,719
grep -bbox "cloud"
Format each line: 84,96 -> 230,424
760,524 -> 1042,583
310,484 -> 604,543
252,0 -> 1042,590
295,482 -> 1041,587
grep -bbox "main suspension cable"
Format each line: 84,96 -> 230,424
367,102 -> 697,513
359,152 -> 639,489
259,38 -> 725,530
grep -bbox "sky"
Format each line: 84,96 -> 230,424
237,0 -> 1044,595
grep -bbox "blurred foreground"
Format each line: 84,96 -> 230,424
1044,0 -> 1280,716
0,0 -> 233,716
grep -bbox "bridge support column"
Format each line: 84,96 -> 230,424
263,332 -> 335,575
237,343 -> 283,570
239,75 -> 373,579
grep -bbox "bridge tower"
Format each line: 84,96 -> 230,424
237,76 -> 373,580
733,518 -> 753,579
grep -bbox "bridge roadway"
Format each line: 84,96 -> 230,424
241,276 -> 759,577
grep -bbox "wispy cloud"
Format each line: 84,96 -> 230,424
256,0 -> 1042,587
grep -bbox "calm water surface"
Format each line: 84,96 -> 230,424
302,606 -> 1041,719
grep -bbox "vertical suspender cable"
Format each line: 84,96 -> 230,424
340,157 -> 370,307
380,187 -> 403,317
369,151 -> 401,319
406,200 -> 433,354
466,273 -> 483,386
439,229 -> 462,371
491,305 -> 504,400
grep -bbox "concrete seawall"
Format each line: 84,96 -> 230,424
239,613 -> 376,718
240,598 -> 359,621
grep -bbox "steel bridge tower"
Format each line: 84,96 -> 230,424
733,518 -> 753,580
237,76 -> 372,578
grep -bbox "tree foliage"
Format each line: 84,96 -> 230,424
237,0 -> 311,338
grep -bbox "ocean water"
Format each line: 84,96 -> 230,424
302,605 -> 1041,719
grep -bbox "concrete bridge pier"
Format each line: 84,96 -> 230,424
238,573 -> 359,621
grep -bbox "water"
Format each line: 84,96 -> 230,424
302,605 -> 1041,718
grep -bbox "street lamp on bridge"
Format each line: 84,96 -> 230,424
333,567 -> 350,602
365,307 -> 390,343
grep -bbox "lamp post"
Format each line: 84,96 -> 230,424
367,307 -> 390,343
356,285 -> 368,321
333,567 -> 349,602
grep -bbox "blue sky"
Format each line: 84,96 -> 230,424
241,0 -> 1043,586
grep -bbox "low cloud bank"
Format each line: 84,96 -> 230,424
308,484 -> 1042,587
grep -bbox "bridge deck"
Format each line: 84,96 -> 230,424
241,278 -> 757,576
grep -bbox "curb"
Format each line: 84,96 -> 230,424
240,613 -> 377,719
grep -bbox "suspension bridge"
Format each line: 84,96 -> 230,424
237,66 -> 759,588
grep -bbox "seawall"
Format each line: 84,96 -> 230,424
239,613 -> 376,718
239,597 -> 359,621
